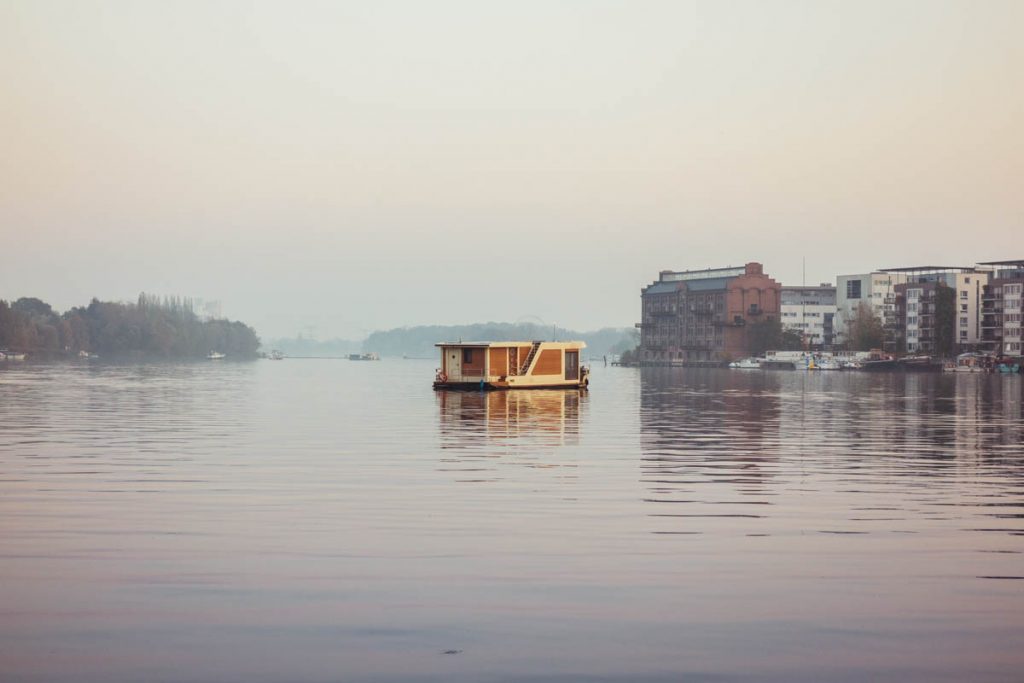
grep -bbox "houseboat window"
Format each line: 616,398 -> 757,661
463,349 -> 473,363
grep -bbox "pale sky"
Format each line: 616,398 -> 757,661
2,0 -> 1021,339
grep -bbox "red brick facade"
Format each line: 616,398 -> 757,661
639,262 -> 781,363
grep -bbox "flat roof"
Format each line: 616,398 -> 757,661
978,259 -> 1024,267
435,341 -> 586,348
880,265 -> 977,273
660,266 -> 745,282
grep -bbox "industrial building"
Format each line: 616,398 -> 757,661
637,262 -> 781,364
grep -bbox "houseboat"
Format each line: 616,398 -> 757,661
434,341 -> 589,390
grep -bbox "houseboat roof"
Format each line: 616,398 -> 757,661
435,340 -> 586,348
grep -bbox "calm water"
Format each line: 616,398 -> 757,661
1,360 -> 1023,682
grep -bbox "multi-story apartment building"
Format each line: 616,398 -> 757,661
834,272 -> 908,349
889,266 -> 989,355
780,284 -> 836,348
637,262 -> 781,363
979,260 -> 1024,358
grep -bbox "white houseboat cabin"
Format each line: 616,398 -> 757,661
434,341 -> 589,390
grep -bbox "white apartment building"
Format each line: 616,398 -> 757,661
893,267 -> 990,353
834,272 -> 908,346
781,285 -> 836,347
980,260 -> 1024,357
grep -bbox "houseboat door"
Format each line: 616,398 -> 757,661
445,348 -> 461,379
564,350 -> 579,381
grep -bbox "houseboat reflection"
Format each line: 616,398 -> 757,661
437,389 -> 585,448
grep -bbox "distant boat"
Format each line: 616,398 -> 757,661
349,353 -> 380,361
268,350 -> 284,360
207,351 -> 226,360
0,350 -> 26,361
729,357 -> 763,369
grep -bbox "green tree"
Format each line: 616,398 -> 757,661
847,302 -> 885,351
933,283 -> 956,357
747,317 -> 783,357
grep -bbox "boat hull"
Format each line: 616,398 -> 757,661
434,381 -> 588,391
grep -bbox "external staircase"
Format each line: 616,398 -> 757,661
518,341 -> 541,375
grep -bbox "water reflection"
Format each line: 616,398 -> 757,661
639,369 -> 1024,538
437,389 -> 585,447
3,362 -> 1024,683
435,389 -> 586,483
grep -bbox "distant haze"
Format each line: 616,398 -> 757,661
2,1 -> 1021,339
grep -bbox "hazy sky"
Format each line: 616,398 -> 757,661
2,0 -> 1021,339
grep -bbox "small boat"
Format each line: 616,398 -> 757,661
207,351 -> 226,360
348,352 -> 380,361
762,350 -> 805,370
944,353 -> 990,373
1,351 -> 26,361
898,356 -> 943,372
269,350 -> 284,360
434,341 -> 589,390
859,358 -> 898,371
729,357 -> 763,369
812,356 -> 844,371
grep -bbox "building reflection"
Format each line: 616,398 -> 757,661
638,370 -> 1024,503
639,367 -> 783,481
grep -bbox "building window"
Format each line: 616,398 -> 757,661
960,330 -> 968,338
960,290 -> 968,299
463,349 -> 474,363
960,317 -> 968,326
846,280 -> 862,299
960,304 -> 968,312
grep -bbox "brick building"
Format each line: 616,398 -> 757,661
637,262 -> 781,363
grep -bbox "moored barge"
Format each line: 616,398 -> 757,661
434,341 -> 589,390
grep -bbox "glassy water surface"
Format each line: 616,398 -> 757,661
1,360 -> 1023,682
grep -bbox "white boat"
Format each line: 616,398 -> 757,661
729,357 -> 763,369
811,356 -> 843,370
269,350 -> 284,360
207,351 -> 226,360
944,352 -> 991,373
1,351 -> 26,361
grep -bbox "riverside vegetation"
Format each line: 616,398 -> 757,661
0,293 -> 260,359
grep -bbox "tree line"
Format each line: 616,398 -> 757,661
0,293 -> 260,358
362,322 -> 637,358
